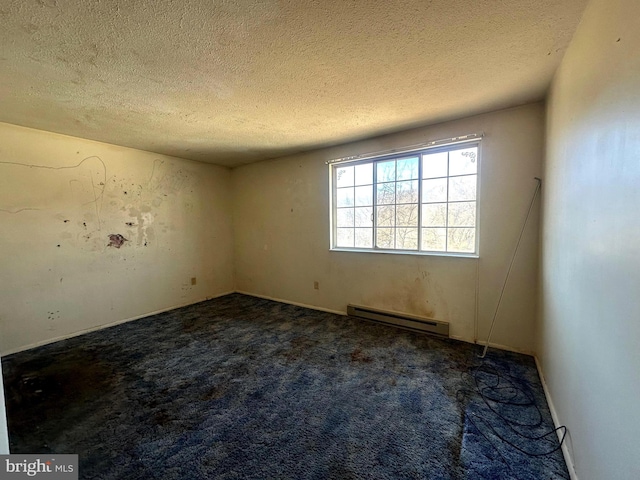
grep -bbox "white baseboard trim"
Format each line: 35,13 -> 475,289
4,291 -> 536,363
234,291 -> 347,317
1,291 -> 235,357
237,294 -> 532,355
473,339 -> 535,356
534,356 -> 578,480
449,334 -> 478,345
234,294 -> 534,356
3,289 -> 535,364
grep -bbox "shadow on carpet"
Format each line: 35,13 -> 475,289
2,294 -> 569,479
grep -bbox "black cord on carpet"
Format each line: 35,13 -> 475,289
456,363 -> 569,479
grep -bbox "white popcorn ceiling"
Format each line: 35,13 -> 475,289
0,0 -> 588,167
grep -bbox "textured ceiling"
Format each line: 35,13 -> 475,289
0,0 -> 588,167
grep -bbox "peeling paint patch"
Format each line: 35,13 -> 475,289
107,234 -> 127,248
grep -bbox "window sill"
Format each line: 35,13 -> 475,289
329,247 -> 479,259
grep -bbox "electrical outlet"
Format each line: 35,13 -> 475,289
313,281 -> 319,290
191,277 -> 197,285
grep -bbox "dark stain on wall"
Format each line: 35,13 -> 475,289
107,234 -> 127,249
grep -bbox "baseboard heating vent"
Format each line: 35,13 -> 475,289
347,304 -> 449,337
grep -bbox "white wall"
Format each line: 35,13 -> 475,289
0,361 -> 8,453
233,104 -> 544,353
0,123 -> 234,355
540,0 -> 640,478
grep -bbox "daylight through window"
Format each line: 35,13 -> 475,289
331,142 -> 479,255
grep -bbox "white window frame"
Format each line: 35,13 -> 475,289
329,140 -> 481,257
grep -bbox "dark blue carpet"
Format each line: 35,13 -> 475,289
2,294 -> 569,479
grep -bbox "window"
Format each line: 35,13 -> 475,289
330,142 -> 479,255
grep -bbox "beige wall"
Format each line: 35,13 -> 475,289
233,103 -> 544,353
0,123 -> 234,355
540,0 -> 640,478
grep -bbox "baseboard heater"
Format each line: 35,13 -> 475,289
347,304 -> 449,337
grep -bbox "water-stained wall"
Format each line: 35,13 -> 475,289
0,122 -> 234,354
233,104 -> 544,353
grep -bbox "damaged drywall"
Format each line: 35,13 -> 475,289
0,122 -> 234,354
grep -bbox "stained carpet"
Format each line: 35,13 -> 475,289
2,294 -> 569,479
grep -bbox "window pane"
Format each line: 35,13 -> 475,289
448,202 -> 476,227
396,228 -> 418,250
354,163 -> 373,186
376,206 -> 395,227
447,228 -> 475,253
336,228 -> 354,247
396,204 -> 418,227
422,228 -> 446,251
336,166 -> 354,187
422,178 -> 447,203
449,147 -> 478,176
376,228 -> 394,248
355,228 -> 373,248
396,180 -> 418,204
336,208 -> 354,227
355,207 -> 373,227
355,185 -> 373,206
377,160 -> 396,182
337,187 -> 354,207
422,203 -> 447,227
422,152 -> 448,178
397,157 -> 419,180
332,143 -> 479,256
376,182 -> 395,205
449,175 -> 476,202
